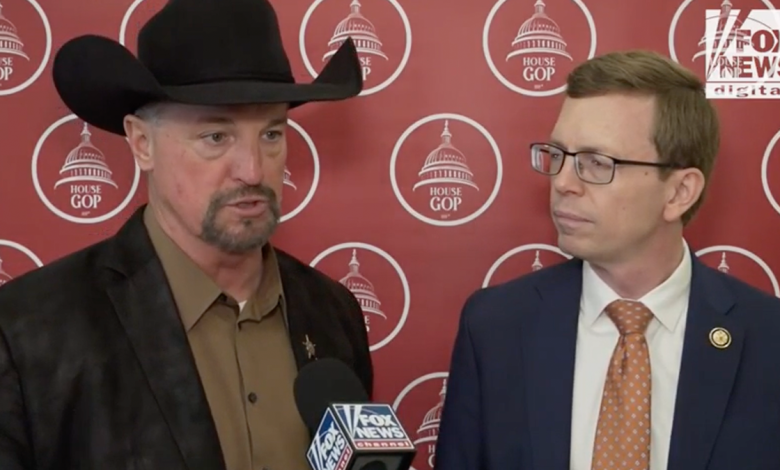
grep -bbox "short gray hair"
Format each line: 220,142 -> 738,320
133,101 -> 170,125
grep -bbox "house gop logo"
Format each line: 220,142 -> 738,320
310,242 -> 410,351
392,372 -> 449,470
696,245 -> 779,296
390,113 -> 503,227
668,0 -> 777,74
0,0 -> 51,96
31,116 -> 140,224
483,0 -> 597,97
300,0 -> 412,96
483,243 -> 572,287
0,239 -> 43,287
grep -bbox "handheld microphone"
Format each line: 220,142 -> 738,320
294,358 -> 416,470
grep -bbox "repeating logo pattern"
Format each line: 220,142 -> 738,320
310,243 -> 410,351
0,0 -> 51,96
483,243 -> 572,287
300,0 -> 412,96
390,113 -> 503,226
483,0 -> 597,96
31,115 -> 140,224
281,119 -> 321,222
761,126 -> 780,218
0,239 -> 43,287
392,372 -> 449,470
3,2 -> 780,455
696,245 -> 779,296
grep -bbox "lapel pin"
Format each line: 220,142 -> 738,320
303,334 -> 317,359
709,327 -> 731,349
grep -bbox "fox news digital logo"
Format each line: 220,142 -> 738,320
333,404 -> 415,450
704,8 -> 780,99
308,408 -> 353,470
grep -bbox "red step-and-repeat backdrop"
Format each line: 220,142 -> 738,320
2,1 -> 780,468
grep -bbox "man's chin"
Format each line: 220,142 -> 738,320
233,225 -> 275,245
556,233 -> 587,259
201,222 -> 276,253
215,234 -> 269,254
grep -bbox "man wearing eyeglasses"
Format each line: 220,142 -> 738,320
434,50 -> 780,470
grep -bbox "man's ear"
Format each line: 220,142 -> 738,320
123,114 -> 155,171
663,168 -> 705,223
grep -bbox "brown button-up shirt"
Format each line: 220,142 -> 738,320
144,207 -> 310,470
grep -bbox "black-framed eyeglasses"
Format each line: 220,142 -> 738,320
530,142 -> 683,185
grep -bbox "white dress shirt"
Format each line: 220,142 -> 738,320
569,240 -> 692,470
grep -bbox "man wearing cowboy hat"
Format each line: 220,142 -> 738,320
0,0 -> 372,469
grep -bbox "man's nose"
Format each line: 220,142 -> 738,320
552,157 -> 583,194
234,147 -> 265,185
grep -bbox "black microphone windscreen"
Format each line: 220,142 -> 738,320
293,357 -> 369,433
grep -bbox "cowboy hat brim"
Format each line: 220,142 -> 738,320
52,34 -> 363,136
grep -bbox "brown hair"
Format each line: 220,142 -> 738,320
565,49 -> 720,225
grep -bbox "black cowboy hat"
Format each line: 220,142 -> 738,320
51,0 -> 362,136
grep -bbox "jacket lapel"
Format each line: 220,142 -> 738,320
277,251 -> 339,371
666,256 -> 741,470
524,259 -> 582,470
100,208 -> 226,470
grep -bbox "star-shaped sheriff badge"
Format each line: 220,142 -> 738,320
303,334 -> 317,359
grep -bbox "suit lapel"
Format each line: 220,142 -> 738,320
667,256 -> 741,470
100,208 -> 226,470
277,252 -> 335,371
524,259 -> 582,470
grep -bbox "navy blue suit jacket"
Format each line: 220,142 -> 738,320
434,254 -> 780,470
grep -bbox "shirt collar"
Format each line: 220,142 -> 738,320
143,205 -> 285,331
580,239 -> 692,332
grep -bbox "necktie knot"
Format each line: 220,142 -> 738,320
605,299 -> 653,335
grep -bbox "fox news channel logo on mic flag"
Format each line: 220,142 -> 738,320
704,8 -> 780,99
307,404 -> 415,470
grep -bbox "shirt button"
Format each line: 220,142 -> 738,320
248,392 -> 258,403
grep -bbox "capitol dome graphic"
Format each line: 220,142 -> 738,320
413,120 -> 479,192
0,256 -> 12,287
55,123 -> 118,190
339,250 -> 386,330
283,166 -> 297,190
0,2 -> 29,61
532,250 -> 543,271
693,0 -> 749,64
324,0 -> 388,62
507,0 -> 572,62
718,252 -> 730,273
416,379 -> 447,468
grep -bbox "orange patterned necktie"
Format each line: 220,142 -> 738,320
591,299 -> 654,470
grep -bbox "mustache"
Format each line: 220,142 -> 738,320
212,184 -> 278,207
